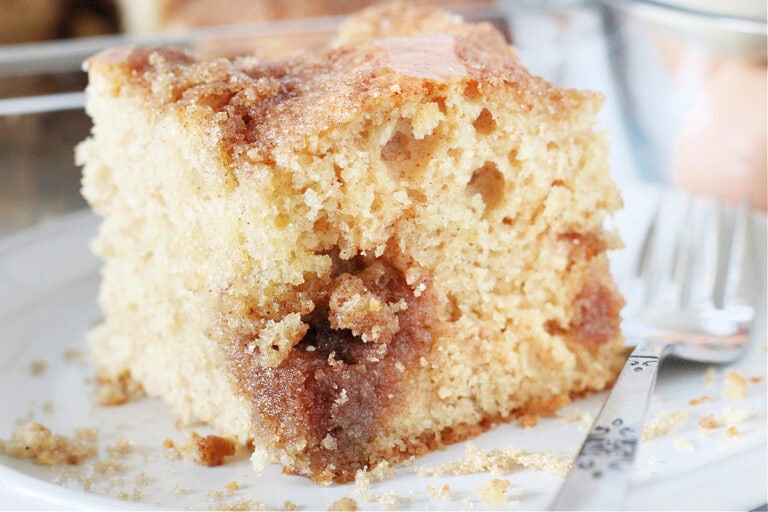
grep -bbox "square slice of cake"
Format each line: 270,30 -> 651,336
78,2 -> 625,484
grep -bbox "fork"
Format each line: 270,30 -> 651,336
550,192 -> 766,511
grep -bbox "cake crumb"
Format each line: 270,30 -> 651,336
136,472 -> 151,486
417,442 -> 570,477
642,410 -> 688,440
722,370 -> 747,400
97,371 -> 145,406
559,408 -> 593,428
30,360 -> 47,376
353,463 -> 412,509
354,460 -> 393,488
163,438 -> 182,460
174,483 -> 189,494
725,426 -> 740,439
427,484 -> 451,501
688,396 -> 710,406
62,347 -> 87,365
703,367 -> 717,386
117,488 -> 142,501
226,481 -> 240,491
749,376 -> 764,383
673,437 -> 694,452
214,498 -> 266,511
477,478 -> 510,506
327,497 -> 358,511
698,415 -> 720,429
517,414 -> 538,428
284,500 -> 297,511
179,431 -> 237,467
93,458 -> 126,474
207,488 -> 226,501
54,467 -> 93,491
41,401 -> 54,414
354,491 -> 412,510
106,436 -> 133,457
0,423 -> 98,465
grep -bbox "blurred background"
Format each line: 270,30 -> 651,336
0,0 -> 766,238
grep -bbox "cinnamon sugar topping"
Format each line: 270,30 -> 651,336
375,34 -> 467,81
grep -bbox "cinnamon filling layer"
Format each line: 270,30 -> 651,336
229,254 -> 435,483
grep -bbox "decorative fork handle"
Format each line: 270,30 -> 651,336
550,342 -> 670,511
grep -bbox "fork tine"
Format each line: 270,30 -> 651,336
711,199 -> 748,309
673,196 -> 700,309
637,194 -> 663,308
727,200 -> 754,306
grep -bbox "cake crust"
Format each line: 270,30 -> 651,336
86,10 -> 598,161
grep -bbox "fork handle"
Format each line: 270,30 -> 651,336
550,343 -> 669,511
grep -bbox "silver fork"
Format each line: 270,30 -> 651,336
550,193 -> 766,511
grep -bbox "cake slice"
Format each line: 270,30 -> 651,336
78,3 -> 625,484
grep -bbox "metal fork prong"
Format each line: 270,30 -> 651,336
635,197 -> 660,278
675,197 -> 700,309
727,200 -> 754,306
712,198 -> 737,309
637,195 -> 663,307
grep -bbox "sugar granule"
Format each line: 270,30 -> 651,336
416,442 -> 570,477
642,410 -> 688,440
427,484 -> 451,501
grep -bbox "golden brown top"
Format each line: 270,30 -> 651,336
86,2 -> 587,160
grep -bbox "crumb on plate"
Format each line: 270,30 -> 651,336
166,431 -> 243,467
698,414 -> 720,430
722,370 -> 747,400
0,422 -> 98,465
477,478 -> 511,506
97,371 -> 145,406
703,367 -> 717,386
30,360 -> 47,376
642,410 -> 688,440
688,396 -> 710,406
427,484 -> 451,501
416,442 -> 570,477
327,497 -> 358,511
212,498 -> 266,511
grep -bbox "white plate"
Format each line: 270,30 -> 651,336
0,185 -> 765,511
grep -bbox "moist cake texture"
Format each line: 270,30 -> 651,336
78,3 -> 625,484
